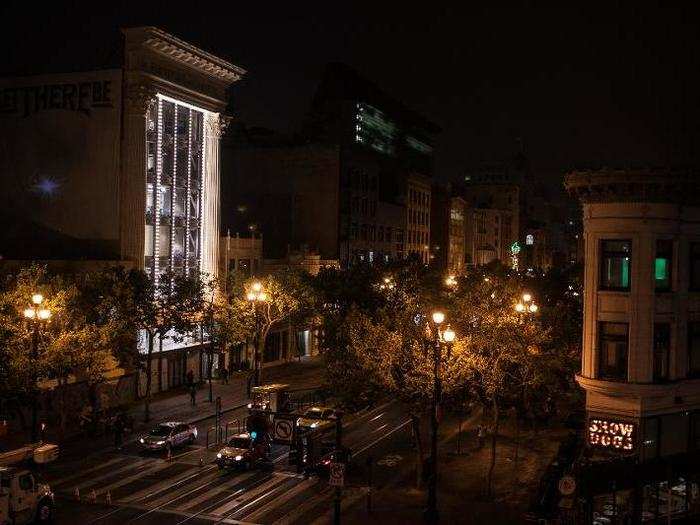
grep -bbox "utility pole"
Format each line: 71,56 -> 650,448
30,321 -> 39,443
425,332 -> 441,522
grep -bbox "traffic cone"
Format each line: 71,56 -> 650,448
90,490 -> 97,503
106,491 -> 111,504
74,488 -> 80,501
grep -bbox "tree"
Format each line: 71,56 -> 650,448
0,264 -> 117,440
229,271 -> 305,385
452,268 -> 551,498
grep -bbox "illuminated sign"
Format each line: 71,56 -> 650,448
588,418 -> 635,452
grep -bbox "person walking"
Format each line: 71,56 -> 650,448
189,384 -> 197,407
220,366 -> 228,385
476,424 -> 485,449
186,369 -> 194,387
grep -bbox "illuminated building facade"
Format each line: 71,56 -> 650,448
566,168 -> 700,523
0,26 -> 244,394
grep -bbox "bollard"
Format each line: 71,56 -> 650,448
90,489 -> 97,503
74,487 -> 80,501
106,491 -> 111,504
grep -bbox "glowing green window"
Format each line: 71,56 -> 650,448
655,239 -> 673,292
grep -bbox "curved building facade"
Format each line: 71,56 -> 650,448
566,169 -> 700,522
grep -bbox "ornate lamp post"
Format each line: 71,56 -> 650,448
514,292 -> 538,315
23,293 -> 51,443
424,310 -> 456,522
246,282 -> 268,387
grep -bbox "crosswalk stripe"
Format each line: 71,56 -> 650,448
118,464 -> 216,504
210,476 -> 287,516
91,461 -> 175,496
230,477 -> 300,520
244,477 -> 318,523
66,458 -> 156,492
272,486 -> 333,525
175,470 -> 259,512
51,456 -> 128,486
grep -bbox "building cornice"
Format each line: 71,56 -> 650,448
564,168 -> 700,205
576,374 -> 700,399
122,26 -> 246,85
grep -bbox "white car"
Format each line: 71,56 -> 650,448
296,407 -> 336,432
139,422 -> 197,451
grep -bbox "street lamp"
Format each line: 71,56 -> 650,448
425,310 -> 456,522
23,293 -> 51,443
444,275 -> 457,289
379,276 -> 395,291
246,281 -> 268,388
515,292 -> 538,316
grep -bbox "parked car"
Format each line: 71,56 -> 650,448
138,422 -> 197,451
216,433 -> 270,470
296,406 -> 336,433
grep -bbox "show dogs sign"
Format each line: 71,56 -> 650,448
588,417 -> 635,452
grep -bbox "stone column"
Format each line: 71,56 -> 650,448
201,113 -> 231,279
120,83 -> 156,269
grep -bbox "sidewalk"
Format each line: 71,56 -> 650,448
343,409 -> 568,524
28,356 -> 325,460
127,356 -> 325,427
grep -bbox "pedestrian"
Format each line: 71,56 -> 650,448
189,384 -> 196,406
186,369 -> 194,387
221,366 -> 228,385
476,424 -> 485,449
114,414 -> 124,451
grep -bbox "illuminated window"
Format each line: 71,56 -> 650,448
598,322 -> 628,381
600,240 -> 631,291
655,239 -> 672,292
526,234 -> 534,245
145,96 -> 205,283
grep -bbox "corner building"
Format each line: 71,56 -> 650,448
566,169 -> 700,523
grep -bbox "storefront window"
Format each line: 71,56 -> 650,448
655,239 -> 673,291
653,323 -> 670,382
598,322 -> 629,381
600,240 -> 631,291
593,489 -> 634,524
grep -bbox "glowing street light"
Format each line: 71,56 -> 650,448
245,282 -> 269,387
432,311 -> 445,325
445,275 -> 457,288
443,325 -> 456,343
515,303 -> 526,313
23,293 -> 51,443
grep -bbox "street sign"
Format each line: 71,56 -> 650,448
329,462 -> 345,487
273,416 -> 295,444
558,475 -> 576,496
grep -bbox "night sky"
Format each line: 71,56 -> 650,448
2,2 -> 699,186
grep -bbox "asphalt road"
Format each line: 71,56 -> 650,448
43,400 -> 414,524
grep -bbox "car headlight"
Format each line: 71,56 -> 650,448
235,455 -> 243,461
247,403 -> 252,408
140,438 -> 145,444
216,453 -> 222,459
156,440 -> 165,445
310,422 -> 318,428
